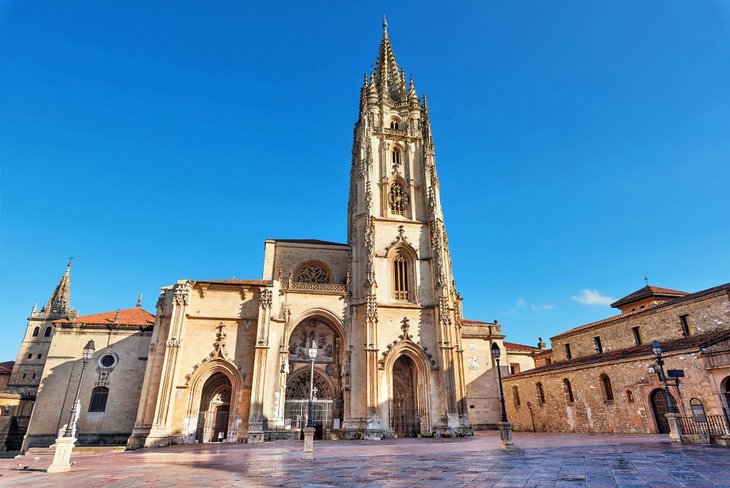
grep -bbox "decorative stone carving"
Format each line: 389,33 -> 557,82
377,317 -> 437,371
366,295 -> 378,322
166,338 -> 182,348
467,357 -> 481,371
385,225 -> 414,255
259,288 -> 273,309
173,285 -> 190,306
295,262 -> 331,284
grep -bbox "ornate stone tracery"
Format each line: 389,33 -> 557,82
388,181 -> 409,215
295,262 -> 331,284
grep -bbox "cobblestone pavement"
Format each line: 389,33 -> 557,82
1,432 -> 729,487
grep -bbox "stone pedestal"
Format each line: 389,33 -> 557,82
301,427 -> 315,461
498,421 -> 515,450
666,413 -> 683,443
46,435 -> 77,473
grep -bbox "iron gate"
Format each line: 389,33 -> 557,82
284,400 -> 333,439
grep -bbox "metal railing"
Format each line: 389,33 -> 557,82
678,415 -> 729,436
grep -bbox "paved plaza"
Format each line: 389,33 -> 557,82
1,432 -> 729,487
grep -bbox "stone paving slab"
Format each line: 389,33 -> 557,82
1,432 -> 729,487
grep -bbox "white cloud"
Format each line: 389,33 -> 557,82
516,297 -> 555,311
571,289 -> 615,306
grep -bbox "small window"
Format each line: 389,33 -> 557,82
392,250 -> 410,300
513,386 -> 521,408
510,363 -> 520,374
390,119 -> 398,129
626,389 -> 635,404
88,386 -> 109,413
44,327 -> 52,337
27,354 -> 32,360
563,378 -> 575,404
31,373 -> 36,380
32,327 -> 40,337
545,358 -> 552,365
600,373 -> 614,401
632,326 -> 642,345
22,373 -> 27,379
99,354 -> 117,369
594,336 -> 603,354
565,343 -> 572,360
388,181 -> 408,216
679,315 -> 691,336
37,354 -> 42,360
536,382 -> 545,405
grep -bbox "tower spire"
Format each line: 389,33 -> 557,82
43,259 -> 74,317
373,16 -> 405,102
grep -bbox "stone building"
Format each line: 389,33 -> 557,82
5,20 -> 532,451
504,283 -> 730,439
127,19 -> 520,448
2,262 -> 155,450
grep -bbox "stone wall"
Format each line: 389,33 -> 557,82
503,348 -> 723,434
24,325 -> 152,447
552,290 -> 730,362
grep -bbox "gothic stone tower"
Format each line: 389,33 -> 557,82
345,19 -> 470,438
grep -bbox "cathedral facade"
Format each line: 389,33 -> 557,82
127,20 -> 506,447
5,21 -> 516,451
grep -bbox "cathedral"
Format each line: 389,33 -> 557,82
3,20 -> 520,451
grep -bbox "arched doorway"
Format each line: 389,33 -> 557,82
650,388 -> 676,434
284,316 -> 344,439
721,376 -> 730,428
392,355 -> 420,437
196,372 -> 231,443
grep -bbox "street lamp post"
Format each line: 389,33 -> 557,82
47,340 -> 95,473
651,341 -> 676,413
302,340 -> 317,460
491,343 -> 514,449
651,340 -> 682,442
307,340 -> 318,428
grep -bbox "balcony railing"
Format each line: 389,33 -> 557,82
678,415 -> 730,436
284,281 -> 347,294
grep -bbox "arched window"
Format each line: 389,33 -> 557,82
626,389 -> 635,404
392,251 -> 410,300
390,119 -> 398,129
563,378 -> 575,404
600,374 -> 614,401
392,147 -> 401,166
388,181 -> 408,216
512,386 -> 521,408
44,326 -> 52,337
295,262 -> 331,284
32,327 -> 40,337
88,386 -> 109,413
536,382 -> 545,405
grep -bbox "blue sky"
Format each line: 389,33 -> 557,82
1,1 -> 729,361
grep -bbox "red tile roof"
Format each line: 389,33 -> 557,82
0,361 -> 14,374
508,329 -> 730,378
504,342 -> 541,352
553,283 -> 730,339
55,307 -> 155,327
195,279 -> 271,286
611,285 -> 688,309
274,239 -> 349,247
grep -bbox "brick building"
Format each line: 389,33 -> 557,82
503,283 -> 730,440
